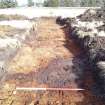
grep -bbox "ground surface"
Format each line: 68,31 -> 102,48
0,18 -> 105,105
0,7 -> 88,18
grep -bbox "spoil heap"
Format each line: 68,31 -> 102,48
56,7 -> 105,97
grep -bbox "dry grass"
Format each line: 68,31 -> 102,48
0,14 -> 28,20
0,25 -> 16,31
0,25 -> 25,37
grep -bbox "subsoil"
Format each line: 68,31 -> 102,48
0,18 -> 105,105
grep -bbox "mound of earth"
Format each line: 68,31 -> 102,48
56,7 -> 105,97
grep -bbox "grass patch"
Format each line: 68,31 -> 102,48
0,14 -> 28,20
0,25 -> 16,31
0,25 -> 25,37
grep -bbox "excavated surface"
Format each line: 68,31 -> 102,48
0,18 -> 105,105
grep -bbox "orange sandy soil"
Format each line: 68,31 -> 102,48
0,18 -> 105,105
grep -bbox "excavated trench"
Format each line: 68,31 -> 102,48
0,18 -> 105,105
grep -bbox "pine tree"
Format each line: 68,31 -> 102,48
0,0 -> 18,8
61,0 -> 74,7
43,0 -> 59,7
28,0 -> 34,7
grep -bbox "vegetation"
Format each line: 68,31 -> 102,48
27,0 -> 34,7
0,25 -> 20,37
0,0 -> 18,8
43,0 -> 105,7
0,14 -> 28,20
0,25 -> 16,32
60,0 -> 74,7
43,0 -> 59,7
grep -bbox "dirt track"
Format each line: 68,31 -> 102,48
0,18 -> 105,105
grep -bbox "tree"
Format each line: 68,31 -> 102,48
43,0 -> 105,7
27,0 -> 34,7
43,0 -> 59,7
0,0 -> 18,8
59,0 -> 74,7
80,0 -> 97,7
88,0 -> 97,7
64,0 -> 72,6
102,0 -> 105,7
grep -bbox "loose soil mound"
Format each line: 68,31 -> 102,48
77,8 -> 105,22
56,8 -> 105,97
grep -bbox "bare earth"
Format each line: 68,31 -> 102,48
0,18 -> 105,105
